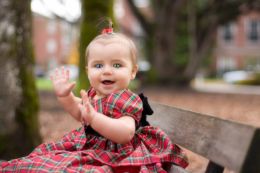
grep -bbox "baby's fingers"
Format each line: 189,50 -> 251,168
79,103 -> 90,125
80,90 -> 89,102
55,68 -> 59,78
61,66 -> 65,76
49,68 -> 57,81
85,101 -> 91,112
79,104 -> 86,124
49,68 -> 59,81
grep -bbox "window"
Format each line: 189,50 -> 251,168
217,56 -> 236,73
248,20 -> 259,42
223,24 -> 233,42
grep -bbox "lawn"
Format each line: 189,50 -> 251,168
36,78 -> 53,91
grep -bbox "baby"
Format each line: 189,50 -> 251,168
0,21 -> 188,173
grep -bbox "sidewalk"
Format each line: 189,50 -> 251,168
192,79 -> 260,95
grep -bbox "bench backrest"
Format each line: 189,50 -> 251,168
148,102 -> 260,173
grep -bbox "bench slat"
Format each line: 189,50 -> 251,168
148,102 -> 260,173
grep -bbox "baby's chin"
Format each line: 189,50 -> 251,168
95,88 -> 126,98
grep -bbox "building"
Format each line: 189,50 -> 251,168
215,11 -> 260,75
32,13 -> 78,77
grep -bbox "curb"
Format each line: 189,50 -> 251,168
192,80 -> 260,95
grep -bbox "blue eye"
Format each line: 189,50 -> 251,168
94,64 -> 103,68
113,63 -> 121,68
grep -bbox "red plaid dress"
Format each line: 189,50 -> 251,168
0,88 -> 188,173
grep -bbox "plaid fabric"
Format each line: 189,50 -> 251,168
0,89 -> 188,173
88,88 -> 143,124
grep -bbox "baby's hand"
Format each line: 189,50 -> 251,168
50,66 -> 76,97
79,90 -> 96,125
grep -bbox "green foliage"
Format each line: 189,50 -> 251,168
146,67 -> 158,84
235,79 -> 260,85
173,6 -> 189,72
235,73 -> 260,85
174,21 -> 189,69
129,79 -> 140,91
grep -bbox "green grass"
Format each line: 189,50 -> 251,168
36,78 -> 141,91
202,78 -> 225,84
36,78 -> 53,91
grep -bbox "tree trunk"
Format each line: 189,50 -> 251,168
0,0 -> 41,159
153,1 -> 175,81
128,0 -> 254,87
184,1 -> 218,81
77,0 -> 114,94
151,0 -> 188,85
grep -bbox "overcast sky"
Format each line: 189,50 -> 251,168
31,0 -> 81,22
31,0 -> 150,22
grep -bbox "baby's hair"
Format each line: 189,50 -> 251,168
96,17 -> 113,34
85,18 -> 137,66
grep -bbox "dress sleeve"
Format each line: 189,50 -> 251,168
119,90 -> 143,125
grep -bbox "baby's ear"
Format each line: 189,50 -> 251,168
131,65 -> 138,80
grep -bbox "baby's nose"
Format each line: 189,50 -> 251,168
103,66 -> 113,74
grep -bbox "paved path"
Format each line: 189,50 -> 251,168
192,79 -> 260,95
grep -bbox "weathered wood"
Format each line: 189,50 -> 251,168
170,165 -> 190,173
148,102 -> 260,173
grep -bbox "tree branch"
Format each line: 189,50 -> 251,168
127,0 -> 153,35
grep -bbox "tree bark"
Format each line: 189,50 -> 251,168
149,0 -> 190,85
0,0 -> 41,159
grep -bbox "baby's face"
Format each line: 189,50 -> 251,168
86,40 -> 137,99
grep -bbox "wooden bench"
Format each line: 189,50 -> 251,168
148,102 -> 260,173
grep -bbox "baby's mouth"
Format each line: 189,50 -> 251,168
102,80 -> 115,85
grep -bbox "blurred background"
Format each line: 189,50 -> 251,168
0,0 -> 259,172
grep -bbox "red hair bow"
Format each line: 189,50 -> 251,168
102,28 -> 113,34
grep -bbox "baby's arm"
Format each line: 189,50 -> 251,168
57,92 -> 82,121
80,90 -> 135,144
92,112 -> 135,144
50,67 -> 82,122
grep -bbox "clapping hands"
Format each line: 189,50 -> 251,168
50,66 -> 96,125
79,90 -> 96,125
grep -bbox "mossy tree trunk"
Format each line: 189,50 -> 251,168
0,0 -> 41,159
77,0 -> 114,93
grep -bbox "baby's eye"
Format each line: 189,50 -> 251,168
94,64 -> 103,68
113,63 -> 122,68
